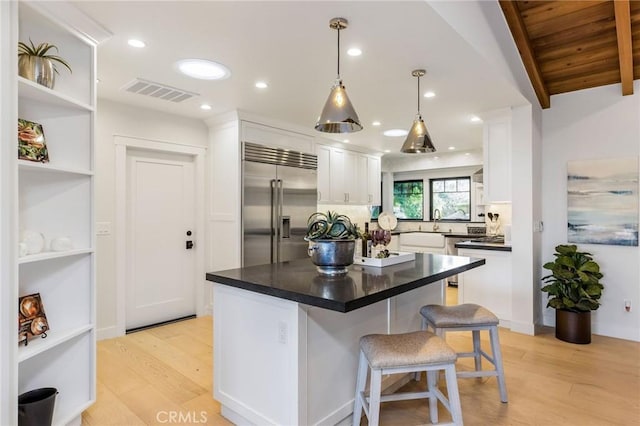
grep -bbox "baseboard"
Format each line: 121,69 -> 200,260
509,320 -> 535,336
97,325 -> 121,341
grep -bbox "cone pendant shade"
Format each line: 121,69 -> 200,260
401,69 -> 435,153
401,113 -> 435,153
315,79 -> 363,133
315,17 -> 362,134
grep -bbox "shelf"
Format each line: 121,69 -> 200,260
18,160 -> 93,176
18,248 -> 93,264
18,77 -> 94,112
18,324 -> 93,363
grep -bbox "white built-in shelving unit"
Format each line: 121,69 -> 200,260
2,2 -> 98,424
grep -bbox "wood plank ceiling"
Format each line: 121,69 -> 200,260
499,0 -> 639,109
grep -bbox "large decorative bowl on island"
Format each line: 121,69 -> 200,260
305,211 -> 358,275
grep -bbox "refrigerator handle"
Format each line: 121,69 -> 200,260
276,179 -> 284,262
270,179 -> 278,264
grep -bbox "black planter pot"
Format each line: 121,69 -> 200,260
555,309 -> 591,344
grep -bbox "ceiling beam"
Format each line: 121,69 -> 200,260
499,0 -> 551,109
614,0 -> 633,95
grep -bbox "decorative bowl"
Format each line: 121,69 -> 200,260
307,239 -> 356,275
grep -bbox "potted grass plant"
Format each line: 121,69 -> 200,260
541,244 -> 604,344
305,211 -> 358,275
18,39 -> 72,89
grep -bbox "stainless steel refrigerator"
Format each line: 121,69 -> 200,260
242,142 -> 318,267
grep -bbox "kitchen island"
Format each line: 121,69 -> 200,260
206,253 -> 485,426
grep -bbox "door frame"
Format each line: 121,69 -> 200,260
114,135 -> 206,336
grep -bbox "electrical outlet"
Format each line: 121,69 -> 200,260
624,299 -> 632,312
277,321 -> 288,344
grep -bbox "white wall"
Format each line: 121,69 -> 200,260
542,81 -> 640,342
95,99 -> 208,339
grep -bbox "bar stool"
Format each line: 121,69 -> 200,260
353,330 -> 463,426
420,304 -> 508,403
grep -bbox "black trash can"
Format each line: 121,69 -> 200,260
18,387 -> 58,426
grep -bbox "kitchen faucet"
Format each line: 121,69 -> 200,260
433,209 -> 441,231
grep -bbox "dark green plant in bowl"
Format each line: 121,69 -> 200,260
541,244 -> 604,312
305,211 -> 359,241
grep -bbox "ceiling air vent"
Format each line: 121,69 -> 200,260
120,78 -> 199,103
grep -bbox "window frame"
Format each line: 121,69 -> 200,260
429,176 -> 472,222
393,179 -> 424,221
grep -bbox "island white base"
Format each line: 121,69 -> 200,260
212,281 -> 444,426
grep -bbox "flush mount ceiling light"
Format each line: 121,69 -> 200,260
384,129 -> 408,137
347,47 -> 362,56
255,81 -> 268,89
200,104 -> 212,110
315,17 -> 363,134
424,91 -> 436,98
128,39 -> 145,48
176,59 -> 230,80
401,69 -> 436,154
372,121 -> 381,126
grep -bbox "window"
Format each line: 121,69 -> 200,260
393,180 -> 423,220
430,177 -> 471,221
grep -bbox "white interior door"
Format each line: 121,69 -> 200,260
125,149 -> 196,330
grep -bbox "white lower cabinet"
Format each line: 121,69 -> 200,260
457,248 -> 512,325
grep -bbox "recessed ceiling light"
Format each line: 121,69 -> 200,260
372,121 -> 381,126
433,156 -> 439,159
383,129 -> 408,137
465,152 -> 470,155
384,150 -> 391,153
448,146 -> 456,150
347,47 -> 362,56
424,91 -> 436,98
470,115 -> 482,123
200,104 -> 212,110
343,139 -> 349,143
255,81 -> 268,89
175,59 -> 231,80
128,39 -> 146,48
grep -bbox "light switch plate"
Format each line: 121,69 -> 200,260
96,222 -> 112,236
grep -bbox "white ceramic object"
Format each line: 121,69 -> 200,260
377,212 -> 397,231
51,236 -> 73,252
21,230 -> 45,255
18,242 -> 28,257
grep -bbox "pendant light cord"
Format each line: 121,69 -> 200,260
417,74 -> 421,114
337,27 -> 341,79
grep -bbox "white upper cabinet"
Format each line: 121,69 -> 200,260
316,142 -> 381,206
316,144 -> 331,203
242,121 -> 314,154
366,156 -> 381,205
482,110 -> 511,203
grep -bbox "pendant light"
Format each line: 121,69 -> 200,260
315,17 -> 363,133
401,69 -> 436,153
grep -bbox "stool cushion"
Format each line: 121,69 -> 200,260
360,331 -> 456,369
421,304 -> 499,327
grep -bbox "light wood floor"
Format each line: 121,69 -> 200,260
85,293 -> 640,425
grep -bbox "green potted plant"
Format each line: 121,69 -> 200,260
305,211 -> 358,275
541,244 -> 604,344
18,39 -> 72,89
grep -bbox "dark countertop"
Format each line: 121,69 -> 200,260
455,241 -> 513,252
390,231 -> 486,238
206,253 -> 485,313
